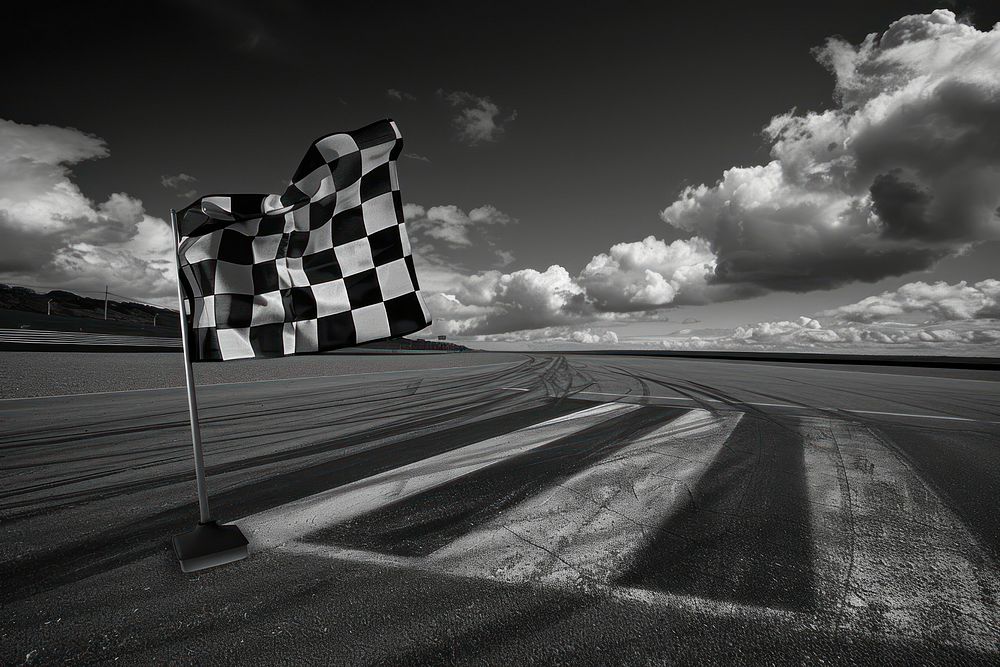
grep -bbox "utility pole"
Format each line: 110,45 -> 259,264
104,285 -> 109,320
47,299 -> 53,316
154,313 -> 159,327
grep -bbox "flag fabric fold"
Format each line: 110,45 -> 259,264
175,119 -> 431,361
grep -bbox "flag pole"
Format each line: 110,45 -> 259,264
170,208 -> 212,524
169,208 -> 249,572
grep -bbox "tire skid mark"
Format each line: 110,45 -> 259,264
0,360 -> 555,511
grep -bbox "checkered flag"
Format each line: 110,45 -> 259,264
174,119 -> 431,361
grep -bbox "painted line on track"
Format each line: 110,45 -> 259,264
237,401 -> 642,548
0,360 -> 524,403
430,409 -> 743,586
281,539 -> 803,625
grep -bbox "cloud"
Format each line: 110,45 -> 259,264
439,90 -> 515,145
402,202 -> 529,320
656,279 -> 1000,354
660,10 -> 1000,294
494,249 -> 515,267
443,275 -> 1000,351
161,173 -> 196,189
578,235 -> 723,311
819,279 -> 1000,322
418,229 -> 746,337
162,173 -> 198,200
403,202 -> 519,293
430,265 -> 589,335
475,326 -> 619,345
405,203 -> 514,247
0,118 -> 173,300
660,316 -> 1000,354
404,153 -> 431,163
732,316 -> 823,342
416,228 -> 732,336
387,88 -> 417,101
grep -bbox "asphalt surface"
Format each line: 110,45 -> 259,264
1,351 -> 998,665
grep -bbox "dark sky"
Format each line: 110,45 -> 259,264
7,0 -> 992,258
3,0 -> 1000,343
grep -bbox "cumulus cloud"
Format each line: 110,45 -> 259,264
419,230 -> 744,337
417,231 -> 747,337
439,90 -> 515,145
660,10 -> 1000,294
578,235 -> 722,311
433,265 -> 588,335
819,279 -> 1000,322
0,118 -> 173,299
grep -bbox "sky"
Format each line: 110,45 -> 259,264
2,0 -> 1000,354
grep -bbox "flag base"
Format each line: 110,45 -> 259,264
172,521 -> 249,573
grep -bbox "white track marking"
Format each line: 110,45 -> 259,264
570,390 -> 1000,424
0,360 -> 523,403
281,538 -> 804,625
236,401 -> 641,548
800,417 -> 1000,651
841,408 -> 999,423
499,386 -> 530,392
429,409 -> 742,587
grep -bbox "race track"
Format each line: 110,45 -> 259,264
1,351 -> 998,664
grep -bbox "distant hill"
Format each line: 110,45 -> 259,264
0,283 -> 466,351
357,337 -> 469,352
0,284 -> 181,337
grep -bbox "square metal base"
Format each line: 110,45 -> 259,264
172,521 -> 249,573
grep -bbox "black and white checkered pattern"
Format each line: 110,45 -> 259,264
175,119 -> 431,362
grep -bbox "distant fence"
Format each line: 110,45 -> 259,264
0,328 -> 182,352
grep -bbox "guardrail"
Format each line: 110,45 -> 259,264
0,328 -> 182,351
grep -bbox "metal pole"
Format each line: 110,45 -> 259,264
104,286 -> 109,320
154,313 -> 159,327
47,299 -> 53,316
170,209 -> 212,524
